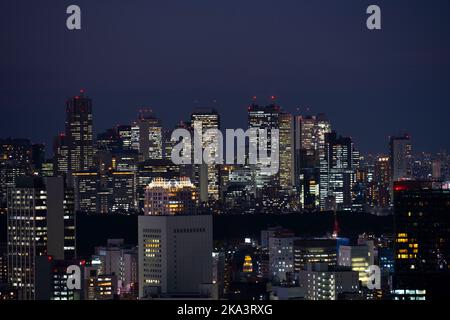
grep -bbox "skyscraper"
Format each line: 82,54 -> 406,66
65,90 -> 94,174
138,214 -> 213,298
278,112 -> 295,189
319,132 -> 354,211
0,138 -> 33,214
7,177 -> 47,300
191,108 -> 221,202
294,114 -> 331,210
393,181 -> 450,300
53,133 -> 70,177
389,134 -> 412,182
134,109 -> 163,161
7,176 -> 77,300
248,102 -> 280,194
374,156 -> 391,208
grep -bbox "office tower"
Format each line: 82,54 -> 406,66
53,133 -> 70,176
94,239 -> 138,297
191,108 -> 221,202
65,90 -> 94,174
294,114 -> 331,209
338,245 -> 374,286
73,171 -> 99,213
0,138 -> 33,213
134,109 -> 163,161
144,177 -> 198,215
46,176 -> 76,260
138,215 -> 212,298
7,176 -> 77,300
107,171 -> 137,212
374,156 -> 391,208
117,125 -> 133,150
248,103 -> 280,195
7,177 -> 47,300
319,132 -> 354,211
278,112 -> 295,189
393,181 -> 450,300
298,264 -> 359,300
35,257 -> 84,300
268,232 -> 298,283
293,239 -> 338,272
389,134 -> 412,182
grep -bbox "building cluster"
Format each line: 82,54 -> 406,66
0,90 -> 449,300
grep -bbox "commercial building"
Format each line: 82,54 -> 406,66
138,214 -> 212,298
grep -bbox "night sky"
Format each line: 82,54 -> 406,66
1,0 -> 449,154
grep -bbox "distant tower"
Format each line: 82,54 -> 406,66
134,109 -> 163,161
191,108 -> 221,202
279,112 -> 295,189
389,134 -> 412,182
65,89 -> 94,174
248,102 -> 280,194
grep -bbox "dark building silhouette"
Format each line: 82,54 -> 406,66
393,181 -> 450,300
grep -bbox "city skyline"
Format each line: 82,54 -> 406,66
1,0 -> 450,305
1,89 -> 448,158
1,1 -> 450,153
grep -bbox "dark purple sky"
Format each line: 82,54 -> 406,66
1,0 -> 449,154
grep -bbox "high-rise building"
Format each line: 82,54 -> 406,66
7,177 -> 47,300
294,114 -> 331,209
248,103 -> 280,195
144,177 -> 198,215
53,134 -> 70,177
191,108 -> 221,202
73,171 -> 99,213
393,181 -> 450,300
65,90 -> 94,174
107,171 -> 137,212
374,156 -> 391,208
389,134 -> 412,182
138,214 -> 212,298
0,138 -> 33,213
278,112 -> 295,189
46,176 -> 76,260
117,125 -> 133,150
7,176 -> 77,300
134,109 -> 163,161
320,132 -> 354,211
